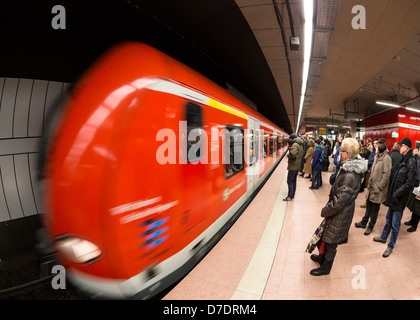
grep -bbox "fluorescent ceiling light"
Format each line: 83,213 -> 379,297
406,107 -> 420,113
376,100 -> 401,108
296,0 -> 314,134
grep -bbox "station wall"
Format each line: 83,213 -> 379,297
0,77 -> 70,222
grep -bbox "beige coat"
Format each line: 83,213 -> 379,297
303,147 -> 314,174
365,152 -> 392,204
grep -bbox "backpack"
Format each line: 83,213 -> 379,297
319,149 -> 328,166
326,145 -> 332,157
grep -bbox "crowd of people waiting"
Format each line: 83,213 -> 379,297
284,133 -> 420,277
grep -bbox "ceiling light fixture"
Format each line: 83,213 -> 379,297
296,0 -> 314,134
406,107 -> 420,113
375,100 -> 401,108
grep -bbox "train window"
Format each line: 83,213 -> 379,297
225,125 -> 244,179
186,102 -> 203,163
263,134 -> 268,158
249,129 -> 255,166
255,129 -> 260,162
269,134 -> 273,155
261,132 -> 264,160
273,135 -> 277,154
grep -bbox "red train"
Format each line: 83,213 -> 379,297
41,42 -> 289,299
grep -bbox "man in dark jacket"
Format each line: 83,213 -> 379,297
374,137 -> 417,258
283,134 -> 303,201
310,138 -> 368,276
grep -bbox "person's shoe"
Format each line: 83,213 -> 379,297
382,248 -> 393,258
310,259 -> 333,276
404,221 -> 412,226
360,202 -> 367,208
310,254 -> 325,266
364,228 -> 373,236
407,227 -> 417,232
373,236 -> 386,243
305,175 -> 312,179
283,197 -> 293,202
355,221 -> 366,229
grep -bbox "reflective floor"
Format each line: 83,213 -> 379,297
164,158 -> 420,300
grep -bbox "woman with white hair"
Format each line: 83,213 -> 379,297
310,138 -> 368,276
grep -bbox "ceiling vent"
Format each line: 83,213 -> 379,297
345,112 -> 365,121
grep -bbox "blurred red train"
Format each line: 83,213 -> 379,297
40,42 -> 289,299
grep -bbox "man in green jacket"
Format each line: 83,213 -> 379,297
284,134 -> 304,201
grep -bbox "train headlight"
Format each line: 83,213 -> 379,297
55,236 -> 102,264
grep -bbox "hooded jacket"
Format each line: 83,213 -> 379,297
287,137 -> 304,171
321,156 -> 368,244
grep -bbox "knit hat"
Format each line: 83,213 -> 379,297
397,137 -> 412,149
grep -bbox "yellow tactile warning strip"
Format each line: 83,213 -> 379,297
231,175 -> 288,299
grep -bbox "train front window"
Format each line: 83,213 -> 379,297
186,102 -> 203,163
225,125 -> 244,179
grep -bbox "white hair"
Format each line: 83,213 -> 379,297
341,138 -> 360,159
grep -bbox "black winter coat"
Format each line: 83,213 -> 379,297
390,149 -> 402,182
384,149 -> 417,211
321,156 -> 368,245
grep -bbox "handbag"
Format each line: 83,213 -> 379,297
305,219 -> 326,254
329,172 -> 336,185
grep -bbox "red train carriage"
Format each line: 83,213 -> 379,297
365,108 -> 420,152
41,42 -> 289,299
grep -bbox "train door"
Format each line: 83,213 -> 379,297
247,117 -> 259,193
181,101 -> 207,234
272,133 -> 277,162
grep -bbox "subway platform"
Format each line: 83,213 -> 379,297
163,158 -> 420,300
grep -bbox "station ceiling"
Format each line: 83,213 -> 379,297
238,0 -> 420,133
1,0 -> 420,135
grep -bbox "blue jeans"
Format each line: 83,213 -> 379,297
287,170 -> 299,199
380,208 -> 403,249
311,168 -> 322,189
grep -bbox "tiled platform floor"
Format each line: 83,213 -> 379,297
163,158 -> 420,300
